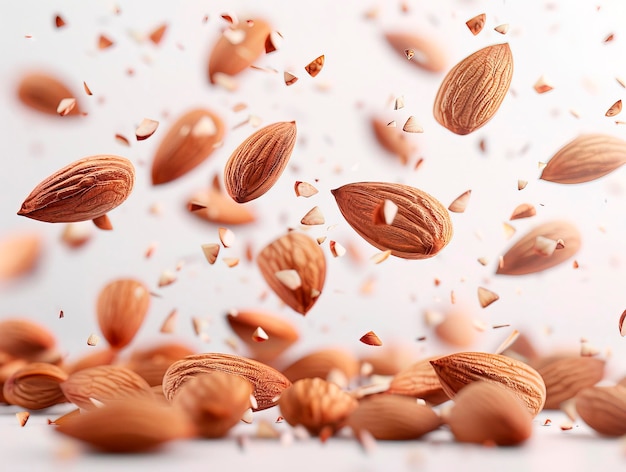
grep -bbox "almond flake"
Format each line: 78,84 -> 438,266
448,190 -> 471,213
265,31 -> 283,53
477,257 -> 489,266
619,310 -> 626,337
56,98 -> 76,116
87,333 -> 99,346
16,411 -> 30,427
510,203 -> 536,220
148,23 -> 167,45
284,71 -> 298,86
191,317 -> 208,336
160,309 -> 177,333
466,13 -> 486,35
402,116 -> 423,133
223,257 -> 239,267
241,408 -> 253,424
606,99 -> 622,117
424,310 -> 444,327
477,286 -> 499,308
98,34 -> 114,49
502,222 -> 516,239
294,181 -> 318,197
201,243 -> 220,264
494,24 -> 509,34
329,240 -> 346,258
83,81 -> 93,96
220,13 -> 238,24
158,270 -> 177,287
370,250 -> 391,264
533,75 -> 553,94
304,55 -> 325,77
316,236 -> 327,245
616,77 -> 626,88
373,199 -> 398,225
404,48 -> 415,60
115,134 -> 130,146
494,329 -> 520,355
274,269 -> 302,290
533,236 -> 557,256
560,422 -> 574,431
580,340 -> 599,357
219,227 -> 235,247
518,180 -> 528,190
360,331 -> 383,346
572,260 -> 579,269
473,319 -> 488,332
543,419 -> 552,426
213,72 -> 238,91
54,15 -> 66,28
301,206 -> 325,225
394,96 -> 405,110
252,326 -> 269,342
135,118 -> 159,141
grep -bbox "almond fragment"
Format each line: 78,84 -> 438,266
538,357 -> 605,409
17,72 -> 82,116
160,309 -> 178,333
56,98 -> 76,116
3,362 -> 68,410
86,334 -> 99,346
402,116 -> 423,133
494,24 -> 509,35
533,236 -> 557,256
360,331 -> 383,346
201,243 -> 220,264
219,227 -> 235,247
294,181 -> 318,197
509,203 -> 536,220
606,99 -> 622,117
148,23 -> 167,45
448,190 -> 471,213
61,222 -> 92,248
575,385 -> 626,436
533,75 -> 553,93
619,309 -> 626,337
304,55 -> 325,77
54,15 -> 66,28
16,411 -> 30,427
284,71 -> 298,86
135,118 -> 159,141
373,199 -> 398,225
252,326 -> 269,342
300,206 -> 325,225
384,31 -> 447,72
98,34 -> 114,49
466,13 -> 486,35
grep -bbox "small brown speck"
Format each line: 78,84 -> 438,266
98,34 -> 114,50
55,15 -> 66,28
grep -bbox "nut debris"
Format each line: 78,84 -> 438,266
360,331 -> 383,346
329,240 -> 346,258
160,309 -> 178,333
284,71 -> 298,86
494,24 -> 509,35
219,227 -> 235,247
533,75 -> 553,93
54,15 -> 66,28
98,34 -> 114,49
373,199 -> 398,225
494,330 -> 520,355
295,181 -> 318,197
135,118 -> 159,141
619,310 -> 626,336
517,180 -> 528,190
394,96 -> 405,110
86,334 -> 99,346
56,98 -> 76,116
533,236 -> 557,256
448,190 -> 471,213
402,116 -> 423,133
301,206 -> 325,225
158,270 -> 177,287
384,32 -> 447,73
148,23 -> 167,45
274,269 -> 302,290
510,203 -> 536,220
304,55 -> 325,77
477,286 -> 499,308
252,327 -> 269,342
466,13 -> 486,35
201,243 -> 220,264
16,411 -> 30,427
606,99 -> 622,117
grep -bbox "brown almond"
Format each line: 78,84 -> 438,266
496,220 -> 581,276
3,362 -> 68,410
208,19 -> 272,83
281,349 -> 360,385
64,348 -> 118,375
575,385 -> 626,436
188,175 -> 256,225
446,381 -> 533,446
17,72 -> 81,116
384,31 -> 447,73
0,359 -> 28,403
61,365 -> 154,410
359,345 -> 416,376
331,182 -> 453,260
126,342 -> 196,386
0,232 -> 43,282
279,377 -> 358,436
538,356 -> 605,409
434,43 -> 513,135
151,109 -> 225,185
371,118 -> 416,165
224,121 -> 297,203
96,278 -> 151,350
257,231 -> 326,315
347,394 -> 442,440
162,353 -> 291,411
388,357 -> 449,405
0,318 -> 57,362
540,134 -> 626,184
430,352 -> 546,416
434,311 -> 477,348
17,155 -> 135,224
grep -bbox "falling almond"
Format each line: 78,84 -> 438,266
17,72 -> 82,116
448,190 -> 471,213
384,31 -> 447,72
371,118 -> 415,165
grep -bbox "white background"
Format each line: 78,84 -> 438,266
2,0 -> 626,469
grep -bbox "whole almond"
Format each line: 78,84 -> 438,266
384,31 -> 447,72
208,19 -> 272,84
162,353 -> 291,410
188,175 -> 256,225
17,155 -> 135,224
538,356 -> 605,409
540,134 -> 626,184
96,278 -> 151,350
281,348 -> 360,385
55,397 -> 194,452
347,394 -> 442,440
3,362 -> 68,410
224,121 -> 297,203
434,311 -> 477,348
387,357 -> 449,405
331,182 -> 453,260
0,232 -> 43,282
433,43 -> 513,135
17,72 -> 81,116
446,381 -> 533,446
496,220 -> 581,276
257,231 -> 326,315
126,342 -> 196,386
0,318 -> 57,362
371,118 -> 416,165
151,109 -> 225,185
64,348 -> 118,375
575,385 -> 626,436
430,351 -> 546,416
61,365 -> 154,410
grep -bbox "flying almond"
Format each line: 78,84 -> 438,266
387,356 -> 449,405
540,134 -> 626,184
151,109 -> 225,185
331,182 -> 453,260
188,175 -> 256,225
575,385 -> 626,436
17,72 -> 82,116
281,348 -> 360,385
224,121 -> 297,203
434,43 -> 513,135
538,356 -> 605,409
0,233 -> 43,282
371,118 -> 416,165
384,31 -> 447,72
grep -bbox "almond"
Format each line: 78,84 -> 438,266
188,175 -> 256,225
384,31 -> 447,72
96,278 -> 151,350
224,121 -> 297,203
387,357 -> 449,405
257,231 -> 326,315
151,109 -> 225,185
371,118 -> 416,165
0,232 -> 43,282
64,348 -> 118,375
430,352 -> 546,416
575,385 -> 626,436
347,394 -> 442,440
3,362 -> 68,410
540,134 -> 626,184
538,356 -> 605,409
162,353 -> 291,411
17,72 -> 81,116
433,43 -> 513,135
17,155 -> 135,225
281,348 -> 360,385
126,342 -> 196,386
331,182 -> 453,260
446,381 -> 533,446
496,220 -> 581,276
434,311 -> 477,348
0,318 -> 58,362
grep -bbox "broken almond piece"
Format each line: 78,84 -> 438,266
252,327 -> 269,343
329,241 -> 346,258
304,55 -> 325,77
219,227 -> 235,247
534,75 -> 553,94
148,23 -> 167,45
294,181 -> 318,197
373,199 -> 398,225
57,98 -> 76,116
16,411 -> 30,427
494,24 -> 509,35
301,206 -> 325,225
274,270 -> 302,290
466,14 -> 486,35
201,244 -> 220,264
448,190 -> 471,213
402,116 -> 423,133
478,287 -> 499,308
533,236 -> 557,256
360,331 -> 383,346
510,203 -> 536,220
136,118 -> 159,141
284,71 -> 298,86
98,34 -> 114,49
606,99 -> 622,117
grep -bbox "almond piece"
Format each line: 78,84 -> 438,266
224,121 -> 297,203
496,220 -> 581,276
281,348 -> 360,385
434,43 -> 513,135
162,353 -> 291,411
0,318 -> 57,362
466,13 -> 487,35
371,118 -> 416,165
575,385 -> 626,436
3,362 -> 68,410
384,31 -> 447,72
0,232 -> 43,282
17,155 -> 135,225
188,175 -> 256,225
332,182 -> 453,260
538,357 -> 605,409
360,331 -> 383,347
509,203 -> 536,220
17,72 -> 81,116
96,278 -> 151,350
540,134 -> 626,184
304,55 -> 325,77
387,357 -> 449,405
151,109 -> 225,185
430,352 -> 546,416
446,381 -> 533,446
257,232 -> 326,315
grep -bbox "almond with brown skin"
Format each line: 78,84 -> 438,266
433,43 -> 513,135
17,155 -> 135,225
126,342 -> 196,386
496,220 -> 581,276
257,231 -> 326,315
387,357 -> 449,405
281,348 -> 360,385
151,109 -> 225,185
96,278 -> 151,350
430,352 -> 546,416
0,232 -> 43,282
0,318 -> 58,362
224,121 -> 297,203
446,381 -> 533,446
540,134 -> 626,184
384,32 -> 447,73
187,175 -> 256,225
3,362 -> 68,410
538,356 -> 605,409
162,353 -> 291,411
17,72 -> 81,116
64,348 -> 118,375
332,182 -> 453,260
347,394 -> 442,440
371,118 -> 415,165
575,385 -> 626,436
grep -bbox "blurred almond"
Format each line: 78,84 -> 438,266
3,362 -> 68,410
0,318 -> 58,362
371,118 -> 415,165
0,232 -> 43,282
126,342 -> 196,386
188,175 -> 256,225
17,72 -> 81,116
538,356 -> 605,409
384,31 -> 447,72
434,311 -> 477,348
64,348 -> 118,375
281,348 -> 360,386
575,385 -> 626,436
387,357 -> 449,405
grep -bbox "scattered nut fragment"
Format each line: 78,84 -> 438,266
533,75 -> 553,93
384,31 -> 447,72
98,34 -> 114,49
56,98 -> 76,116
494,24 -> 509,35
402,116 -> 423,133
86,334 -> 99,346
294,181 -> 318,197
301,206 -> 325,225
606,99 -> 622,117
16,411 -> 30,427
477,286 -> 499,308
360,331 -> 383,346
466,13 -> 486,35
304,55 -> 325,77
201,243 -> 220,264
135,118 -> 159,141
509,203 -> 536,220
448,190 -> 471,213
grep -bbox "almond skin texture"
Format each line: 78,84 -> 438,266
96,278 -> 151,350
384,31 -> 447,73
257,232 -> 326,315
162,353 -> 291,411
388,357 -> 449,405
3,362 -> 68,410
332,182 -> 453,260
17,72 -> 81,116
347,394 -> 442,440
281,348 -> 360,385
224,121 -> 297,203
540,134 -> 626,184
446,381 -> 533,446
575,385 -> 626,436
430,352 -> 546,416
151,109 -> 225,185
538,357 -> 605,409
17,155 -> 135,224
496,220 -> 581,276
433,43 -> 513,135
